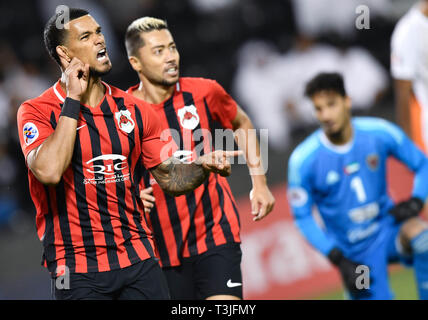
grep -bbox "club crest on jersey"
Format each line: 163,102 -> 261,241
177,104 -> 200,130
366,153 -> 379,171
23,122 -> 39,146
115,110 -> 135,134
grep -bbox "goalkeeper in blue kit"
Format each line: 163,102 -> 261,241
287,72 -> 428,299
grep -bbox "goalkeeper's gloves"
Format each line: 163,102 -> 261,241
389,197 -> 424,223
328,248 -> 367,297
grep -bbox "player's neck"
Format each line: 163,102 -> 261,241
326,121 -> 353,146
60,74 -> 105,108
133,77 -> 175,104
420,0 -> 428,16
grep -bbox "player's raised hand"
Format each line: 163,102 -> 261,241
140,187 -> 155,214
195,150 -> 243,177
250,186 -> 275,221
62,57 -> 90,100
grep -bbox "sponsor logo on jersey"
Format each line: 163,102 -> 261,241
84,154 -> 130,185
177,104 -> 200,130
23,122 -> 39,145
347,222 -> 379,243
326,170 -> 340,185
287,187 -> 308,207
366,153 -> 379,171
115,110 -> 135,133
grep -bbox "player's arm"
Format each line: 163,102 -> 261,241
391,28 -> 416,138
287,153 -> 335,255
382,120 -> 428,221
287,158 -> 365,296
27,58 -> 89,185
150,150 -> 242,196
393,79 -> 413,137
232,105 -> 275,221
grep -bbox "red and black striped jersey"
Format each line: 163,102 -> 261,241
17,80 -> 170,275
127,77 -> 241,267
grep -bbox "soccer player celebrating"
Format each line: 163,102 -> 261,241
287,72 -> 428,300
124,17 -> 275,300
17,8 -> 240,300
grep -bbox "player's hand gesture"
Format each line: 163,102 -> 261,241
140,187 -> 155,214
250,186 -> 275,221
62,57 -> 90,101
195,150 -> 243,177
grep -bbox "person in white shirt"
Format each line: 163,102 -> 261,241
391,0 -> 428,154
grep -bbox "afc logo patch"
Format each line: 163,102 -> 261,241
23,122 -> 39,146
177,104 -> 200,130
287,187 -> 308,207
115,110 -> 135,134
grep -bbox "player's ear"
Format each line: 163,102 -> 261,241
128,56 -> 141,73
345,96 -> 352,110
56,45 -> 71,69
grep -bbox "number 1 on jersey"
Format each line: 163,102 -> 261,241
350,176 -> 367,203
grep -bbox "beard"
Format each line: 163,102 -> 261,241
146,69 -> 179,88
325,116 -> 351,144
160,78 -> 179,87
89,64 -> 112,78
151,75 -> 179,87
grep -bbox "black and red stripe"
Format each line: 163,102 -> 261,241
22,83 -> 161,275
134,78 -> 241,267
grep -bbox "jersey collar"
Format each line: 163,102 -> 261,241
319,130 -> 354,154
53,80 -> 112,103
128,81 -> 181,95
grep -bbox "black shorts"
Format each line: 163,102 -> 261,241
162,243 -> 243,300
52,257 -> 170,300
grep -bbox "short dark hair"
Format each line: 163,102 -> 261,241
304,72 -> 347,98
43,8 -> 89,66
125,17 -> 168,57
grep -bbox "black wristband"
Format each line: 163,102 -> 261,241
410,197 -> 424,212
60,97 -> 81,120
327,247 -> 344,266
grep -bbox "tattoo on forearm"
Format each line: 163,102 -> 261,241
150,157 -> 209,196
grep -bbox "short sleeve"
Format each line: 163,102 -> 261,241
373,119 -> 428,200
139,104 -> 178,169
391,20 -> 417,80
205,80 -> 238,129
17,102 -> 54,162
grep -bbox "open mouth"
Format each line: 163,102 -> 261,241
97,48 -> 107,61
165,65 -> 178,76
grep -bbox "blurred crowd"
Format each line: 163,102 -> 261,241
0,0 -> 419,228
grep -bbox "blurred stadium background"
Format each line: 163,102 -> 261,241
0,0 -> 423,299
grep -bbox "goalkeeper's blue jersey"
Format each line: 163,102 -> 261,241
287,117 -> 428,257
